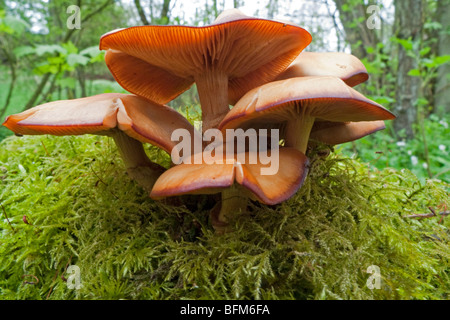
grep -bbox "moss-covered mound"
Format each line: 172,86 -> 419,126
0,134 -> 448,300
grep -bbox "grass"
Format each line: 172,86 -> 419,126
0,134 -> 448,300
338,115 -> 450,184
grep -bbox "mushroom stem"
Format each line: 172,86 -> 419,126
195,70 -> 230,132
211,185 -> 248,233
112,131 -> 165,191
284,116 -> 315,153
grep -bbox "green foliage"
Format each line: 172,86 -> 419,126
360,42 -> 396,105
0,10 -> 29,35
14,41 -> 103,75
339,115 -> 450,183
392,36 -> 450,80
0,135 -> 448,300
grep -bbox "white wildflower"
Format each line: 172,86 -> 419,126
410,156 -> 418,166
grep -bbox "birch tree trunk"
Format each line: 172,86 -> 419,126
333,0 -> 378,59
435,0 -> 450,115
393,0 -> 423,139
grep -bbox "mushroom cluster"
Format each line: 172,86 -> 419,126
2,9 -> 395,233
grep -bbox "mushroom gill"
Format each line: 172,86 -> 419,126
100,9 -> 312,131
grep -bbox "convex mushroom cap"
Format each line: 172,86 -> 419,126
2,93 -> 196,154
2,93 -> 198,190
309,120 -> 386,145
275,51 -> 369,87
273,51 -> 380,144
100,9 -> 312,130
150,146 -> 309,206
219,76 -> 396,153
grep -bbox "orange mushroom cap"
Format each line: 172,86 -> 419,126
2,93 -> 195,155
218,76 -> 395,152
275,52 -> 369,87
150,147 -> 309,205
99,9 -> 312,106
309,120 -> 386,145
219,76 -> 395,131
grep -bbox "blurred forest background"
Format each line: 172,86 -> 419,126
0,0 -> 449,182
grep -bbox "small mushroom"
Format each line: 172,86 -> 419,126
100,9 -> 312,131
150,145 -> 309,232
2,93 -> 196,191
275,51 -> 369,87
273,52 -> 378,145
218,76 -> 396,154
309,120 -> 387,146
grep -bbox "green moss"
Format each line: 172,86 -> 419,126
0,134 -> 448,300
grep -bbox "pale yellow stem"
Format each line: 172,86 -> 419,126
210,185 -> 248,234
112,131 -> 165,191
194,70 -> 230,132
284,116 -> 315,153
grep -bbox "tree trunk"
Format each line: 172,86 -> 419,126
134,0 -> 150,25
393,0 -> 423,139
333,0 -> 379,59
435,0 -> 450,115
21,0 -> 114,112
160,0 -> 171,24
267,0 -> 278,19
